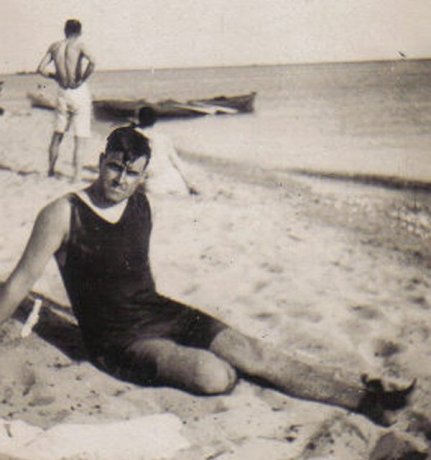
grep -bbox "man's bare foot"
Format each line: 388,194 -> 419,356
188,186 -> 199,196
357,375 -> 416,426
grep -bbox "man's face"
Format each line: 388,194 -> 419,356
99,150 -> 148,203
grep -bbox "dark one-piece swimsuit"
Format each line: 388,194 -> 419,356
55,191 -> 226,384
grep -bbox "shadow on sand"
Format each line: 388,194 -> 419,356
0,163 -> 71,181
13,293 -> 88,362
290,168 -> 431,193
0,162 -> 96,183
180,150 -> 431,195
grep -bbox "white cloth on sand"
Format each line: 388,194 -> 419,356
0,414 -> 189,460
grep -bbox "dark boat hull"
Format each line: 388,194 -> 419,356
27,92 -> 256,122
93,99 -> 205,121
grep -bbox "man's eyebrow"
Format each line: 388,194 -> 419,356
107,160 -> 141,172
106,161 -> 126,171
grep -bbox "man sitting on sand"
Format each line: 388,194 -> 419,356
0,127 -> 414,426
37,19 -> 95,182
134,107 -> 198,196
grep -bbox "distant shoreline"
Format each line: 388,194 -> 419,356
3,57 -> 431,79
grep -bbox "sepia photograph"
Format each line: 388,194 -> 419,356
0,1 -> 430,458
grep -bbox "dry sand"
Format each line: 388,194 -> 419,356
0,108 -> 430,459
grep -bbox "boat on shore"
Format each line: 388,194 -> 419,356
27,92 -> 257,121
27,92 -> 56,110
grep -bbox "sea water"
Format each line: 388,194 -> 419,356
1,60 -> 431,180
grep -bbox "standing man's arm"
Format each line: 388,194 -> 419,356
77,43 -> 96,86
0,199 -> 70,325
37,45 -> 57,80
167,144 -> 199,195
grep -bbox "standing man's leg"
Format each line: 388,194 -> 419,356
48,131 -> 64,177
72,136 -> 86,182
71,84 -> 92,182
49,91 -> 68,177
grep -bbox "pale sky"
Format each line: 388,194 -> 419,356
1,0 -> 431,73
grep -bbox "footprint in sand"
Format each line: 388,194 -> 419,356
17,367 -> 55,408
252,312 -> 280,328
181,284 -> 199,296
369,432 -> 428,460
253,280 -> 270,293
287,304 -> 323,323
349,304 -> 382,321
372,338 -> 404,358
408,295 -> 430,310
300,416 -> 369,459
405,276 -> 429,290
260,262 -> 284,275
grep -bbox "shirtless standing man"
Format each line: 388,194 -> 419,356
0,127 -> 414,427
37,19 -> 96,181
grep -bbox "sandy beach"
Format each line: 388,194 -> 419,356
0,98 -> 431,459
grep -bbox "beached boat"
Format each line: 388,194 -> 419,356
27,92 -> 257,121
93,92 -> 256,121
195,93 -> 256,113
92,98 -> 198,120
27,92 -> 56,110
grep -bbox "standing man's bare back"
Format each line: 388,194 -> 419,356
44,38 -> 93,89
37,19 -> 95,181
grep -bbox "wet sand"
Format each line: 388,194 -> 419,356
0,108 -> 430,459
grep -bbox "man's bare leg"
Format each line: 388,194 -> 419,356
124,330 -> 413,425
72,136 -> 86,182
210,328 -> 364,409
48,132 -> 63,177
209,328 -> 414,425
126,338 -> 237,395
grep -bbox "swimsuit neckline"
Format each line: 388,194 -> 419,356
73,191 -> 130,225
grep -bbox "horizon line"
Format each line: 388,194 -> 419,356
4,56 -> 431,77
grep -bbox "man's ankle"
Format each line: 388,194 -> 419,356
356,375 -> 416,426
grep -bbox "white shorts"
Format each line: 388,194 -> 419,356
55,83 -> 92,138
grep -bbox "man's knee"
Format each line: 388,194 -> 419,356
127,339 -> 237,395
210,328 -> 266,375
193,355 -> 237,395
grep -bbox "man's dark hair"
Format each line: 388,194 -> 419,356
106,126 -> 151,164
138,107 -> 157,128
64,19 -> 82,37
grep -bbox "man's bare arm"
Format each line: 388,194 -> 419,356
78,43 -> 96,85
168,144 -> 199,194
37,45 -> 56,80
0,199 -> 70,325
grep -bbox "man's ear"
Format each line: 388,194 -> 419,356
99,152 -> 106,167
137,162 -> 148,184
